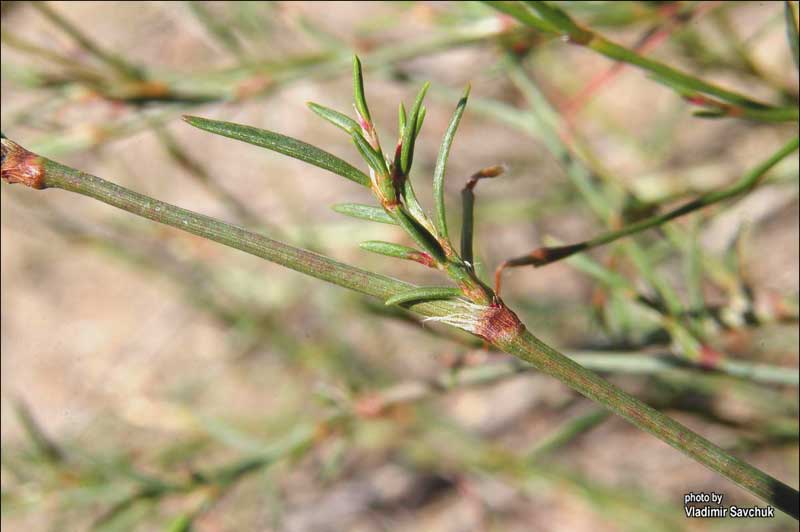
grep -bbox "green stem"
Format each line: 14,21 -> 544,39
186,1 -> 246,60
0,139 -> 457,320
489,1 -> 799,122
1,138 -> 796,518
503,137 -> 799,268
587,35 -> 799,122
460,185 -> 476,265
30,2 -> 143,81
498,329 -> 798,519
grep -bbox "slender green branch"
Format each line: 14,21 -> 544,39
785,0 -> 800,70
461,165 -> 505,267
487,1 -> 799,122
498,137 -> 798,269
498,329 -> 798,519
0,139 -> 457,319
11,398 -> 65,464
526,409 -> 610,460
358,353 -> 799,418
0,30 -> 107,83
30,1 -> 143,81
2,138 -> 797,518
187,1 -> 246,60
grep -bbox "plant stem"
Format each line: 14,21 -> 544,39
0,139 -> 458,320
30,1 -> 143,81
500,137 -> 799,268
489,1 -> 799,122
497,329 -> 798,518
1,138 -> 797,518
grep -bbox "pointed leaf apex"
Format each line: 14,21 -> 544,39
352,55 -> 372,124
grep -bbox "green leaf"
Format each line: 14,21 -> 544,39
359,241 -> 426,260
385,286 -> 462,306
360,240 -> 419,257
332,203 -> 396,224
525,0 -> 593,43
433,84 -> 470,241
484,1 -> 557,33
402,178 -> 432,230
165,514 -> 193,532
393,206 -> 446,262
400,82 -> 430,176
398,102 -> 407,139
352,55 -> 371,123
351,131 -> 389,177
308,102 -> 359,134
785,0 -> 799,70
414,105 -> 427,138
183,115 -> 370,187
692,110 -> 727,119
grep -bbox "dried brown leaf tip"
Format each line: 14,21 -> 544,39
1,139 -> 46,189
465,164 -> 506,191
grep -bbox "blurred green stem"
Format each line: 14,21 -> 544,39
30,1 -> 143,81
501,137 -> 799,268
488,1 -> 799,122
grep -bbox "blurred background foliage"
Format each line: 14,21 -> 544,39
1,1 -> 798,530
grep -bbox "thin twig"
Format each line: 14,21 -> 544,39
460,165 -> 505,266
496,137 -> 798,276
30,2 -> 143,81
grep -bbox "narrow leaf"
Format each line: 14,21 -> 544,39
359,241 -> 434,267
483,1 -> 558,33
332,203 -> 396,224
402,178 -> 432,230
360,240 -> 421,258
385,286 -> 462,307
400,82 -> 430,176
526,0 -> 593,43
434,85 -> 470,241
785,0 -> 800,70
394,206 -> 446,262
308,102 -> 359,134
398,102 -> 407,139
351,131 -> 389,177
414,105 -> 427,138
693,110 -> 727,119
352,55 -> 372,123
183,115 -> 370,187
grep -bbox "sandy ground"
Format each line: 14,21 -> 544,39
1,2 -> 798,531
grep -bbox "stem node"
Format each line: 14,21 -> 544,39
1,139 -> 46,189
